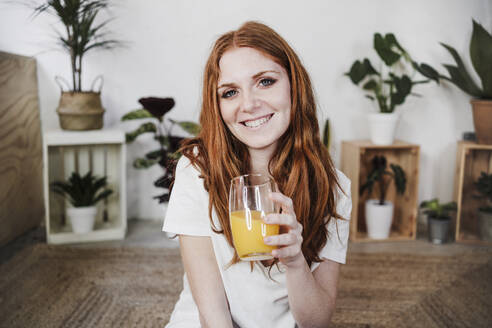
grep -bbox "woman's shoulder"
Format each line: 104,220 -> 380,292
334,168 -> 351,194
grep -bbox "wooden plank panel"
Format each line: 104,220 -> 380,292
0,52 -> 43,246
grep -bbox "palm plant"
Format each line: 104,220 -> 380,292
51,171 -> 113,207
360,155 -> 407,205
420,199 -> 457,220
475,172 -> 492,213
30,0 -> 121,92
122,97 -> 200,203
346,32 -> 440,113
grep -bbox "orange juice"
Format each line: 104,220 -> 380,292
230,210 -> 279,260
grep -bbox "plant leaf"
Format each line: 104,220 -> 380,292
172,120 -> 201,136
390,164 -> 407,195
133,157 -> 159,169
121,109 -> 153,121
374,33 -> 401,66
412,62 -> 440,83
322,119 -> 330,149
470,19 -> 492,96
125,122 -> 157,143
440,42 -> 483,97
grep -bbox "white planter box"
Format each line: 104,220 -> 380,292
43,129 -> 127,244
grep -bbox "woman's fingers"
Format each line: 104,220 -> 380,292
263,213 -> 297,228
272,245 -> 299,259
269,192 -> 295,215
264,231 -> 301,246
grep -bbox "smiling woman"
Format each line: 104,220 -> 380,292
162,21 -> 352,328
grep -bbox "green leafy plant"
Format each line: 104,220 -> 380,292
475,172 -> 492,213
360,155 -> 407,205
28,0 -> 122,91
122,97 -> 200,203
420,198 -> 457,220
434,20 -> 492,99
51,171 -> 113,207
346,33 -> 439,113
322,119 -> 331,150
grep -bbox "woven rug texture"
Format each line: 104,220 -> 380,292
0,244 -> 490,328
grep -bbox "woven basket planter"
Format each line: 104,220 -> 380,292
57,91 -> 104,131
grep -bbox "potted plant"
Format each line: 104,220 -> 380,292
360,155 -> 407,239
122,97 -> 200,203
433,20 -> 492,144
420,198 -> 457,244
29,0 -> 122,130
51,171 -> 113,233
346,33 -> 439,145
475,172 -> 492,241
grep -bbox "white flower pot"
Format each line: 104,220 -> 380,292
67,206 -> 97,234
368,112 -> 400,145
365,199 -> 394,239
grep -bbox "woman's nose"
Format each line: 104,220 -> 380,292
241,89 -> 259,113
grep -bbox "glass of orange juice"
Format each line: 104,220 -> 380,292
229,174 -> 280,261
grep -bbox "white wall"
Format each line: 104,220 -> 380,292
1,0 -> 491,220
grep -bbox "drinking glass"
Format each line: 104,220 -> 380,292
229,174 -> 280,261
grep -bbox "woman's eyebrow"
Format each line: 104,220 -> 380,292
218,70 -> 280,90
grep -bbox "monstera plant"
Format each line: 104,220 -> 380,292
122,97 -> 200,203
346,32 -> 439,145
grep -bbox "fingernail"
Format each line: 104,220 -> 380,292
264,237 -> 271,244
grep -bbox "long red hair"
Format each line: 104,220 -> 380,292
180,21 -> 344,268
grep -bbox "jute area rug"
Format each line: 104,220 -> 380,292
0,245 -> 491,328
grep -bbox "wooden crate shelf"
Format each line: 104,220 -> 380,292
43,129 -> 127,244
341,140 -> 420,242
453,141 -> 492,245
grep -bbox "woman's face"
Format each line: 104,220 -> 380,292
217,47 -> 291,153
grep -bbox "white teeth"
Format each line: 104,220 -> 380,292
243,115 -> 271,128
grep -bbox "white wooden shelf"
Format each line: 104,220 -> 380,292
43,129 -> 127,244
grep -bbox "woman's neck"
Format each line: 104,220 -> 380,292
248,144 -> 276,176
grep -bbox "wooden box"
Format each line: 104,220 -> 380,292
341,140 -> 420,242
43,129 -> 127,244
453,141 -> 492,245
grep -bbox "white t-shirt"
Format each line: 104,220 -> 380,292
162,156 -> 352,328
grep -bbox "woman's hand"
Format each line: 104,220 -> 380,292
263,192 -> 305,268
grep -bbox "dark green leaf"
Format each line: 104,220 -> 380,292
413,62 -> 440,83
390,164 -> 407,194
145,149 -> 163,160
470,19 -> 492,96
442,64 -> 483,98
322,119 -> 330,149
440,42 -> 483,97
125,122 -> 157,143
172,120 -> 201,136
363,80 -> 378,91
346,60 -> 366,84
121,109 -> 153,121
374,33 -> 401,66
385,33 -> 406,54
133,157 -> 159,169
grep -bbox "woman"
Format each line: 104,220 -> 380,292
163,21 -> 351,328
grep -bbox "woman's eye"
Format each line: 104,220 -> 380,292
259,78 -> 276,87
222,89 -> 237,99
